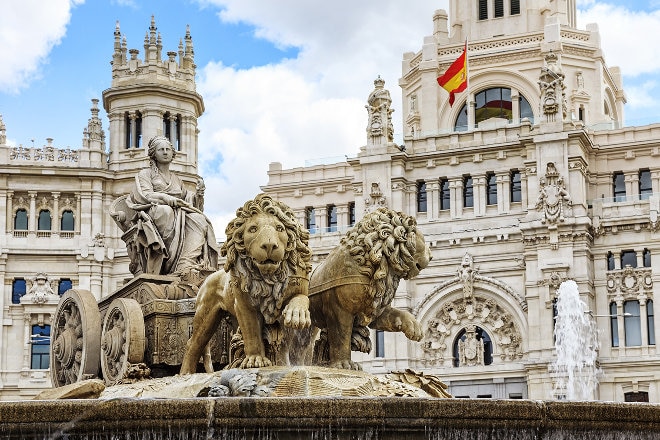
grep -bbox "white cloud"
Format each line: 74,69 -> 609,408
196,0 -> 450,233
577,3 -> 660,76
0,0 -> 82,93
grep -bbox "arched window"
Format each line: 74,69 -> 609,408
61,210 -> 75,231
14,209 -> 28,230
125,111 -> 143,148
38,210 -> 51,231
453,326 -> 493,367
454,88 -> 534,131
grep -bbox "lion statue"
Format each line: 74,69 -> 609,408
296,207 -> 432,370
180,193 -> 312,373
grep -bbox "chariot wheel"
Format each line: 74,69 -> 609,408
50,289 -> 102,387
100,298 -> 145,385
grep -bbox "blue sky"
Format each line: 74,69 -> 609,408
1,0 -> 660,233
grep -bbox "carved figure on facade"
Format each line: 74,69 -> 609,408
26,273 -> 59,304
111,135 -> 220,278
0,114 -> 5,144
366,76 -> 394,143
458,252 -> 478,300
535,162 -> 571,224
538,51 -> 568,121
364,182 -> 387,212
458,325 -> 485,367
180,193 -> 312,373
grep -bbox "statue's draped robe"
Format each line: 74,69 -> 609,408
126,168 -> 220,275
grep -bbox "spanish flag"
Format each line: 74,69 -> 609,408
437,41 -> 468,106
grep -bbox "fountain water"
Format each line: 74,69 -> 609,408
552,280 -> 601,400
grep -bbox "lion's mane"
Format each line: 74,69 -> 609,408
222,193 -> 311,324
341,207 -> 419,312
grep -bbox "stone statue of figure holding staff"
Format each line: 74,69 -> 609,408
125,135 -> 220,277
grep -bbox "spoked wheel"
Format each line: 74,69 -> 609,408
51,289 -> 101,387
100,298 -> 145,385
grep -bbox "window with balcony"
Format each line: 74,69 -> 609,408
417,181 -> 427,212
11,278 -> 26,304
440,178 -> 450,210
61,210 -> 74,232
621,250 -> 637,268
14,209 -> 28,230
486,173 -> 497,205
463,176 -> 474,208
510,170 -> 521,203
613,172 -> 625,201
639,169 -> 652,200
454,88 -> 534,131
327,205 -> 337,232
38,210 -> 51,231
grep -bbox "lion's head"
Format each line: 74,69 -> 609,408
222,194 -> 311,321
341,207 -> 431,305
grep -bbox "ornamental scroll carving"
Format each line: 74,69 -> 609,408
606,266 -> 653,296
535,162 -> 571,224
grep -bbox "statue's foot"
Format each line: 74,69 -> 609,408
240,355 -> 272,369
328,360 -> 362,371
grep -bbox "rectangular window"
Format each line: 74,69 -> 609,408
440,178 -> 450,210
621,250 -> 637,268
510,170 -> 521,203
11,278 -> 26,305
648,300 -> 655,345
31,324 -> 50,369
305,207 -> 316,234
624,300 -> 642,346
486,173 -> 498,205
610,302 -> 619,347
375,330 -> 385,358
348,202 -> 355,227
494,0 -> 504,17
58,279 -> 73,296
463,176 -> 474,208
639,169 -> 652,200
478,0 -> 488,20
327,205 -> 337,232
613,172 -> 626,202
417,181 -> 427,213
510,0 -> 520,15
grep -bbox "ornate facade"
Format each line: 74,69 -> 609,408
0,17 -> 204,399
262,1 -> 660,402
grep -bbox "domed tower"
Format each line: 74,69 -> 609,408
102,16 -> 204,182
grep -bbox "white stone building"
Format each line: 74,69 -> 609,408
263,0 -> 660,402
0,18 -> 205,399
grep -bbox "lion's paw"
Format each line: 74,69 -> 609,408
328,360 -> 363,371
240,355 -> 272,369
401,317 -> 424,342
283,296 -> 311,329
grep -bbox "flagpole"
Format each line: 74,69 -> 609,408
465,39 -> 471,131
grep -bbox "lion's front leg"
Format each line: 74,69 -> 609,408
234,296 -> 271,368
283,294 -> 311,329
371,306 -> 423,341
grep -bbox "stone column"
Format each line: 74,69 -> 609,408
6,191 -> 13,231
52,192 -> 60,235
337,205 -> 349,232
28,192 -> 37,234
449,177 -> 462,218
169,115 -> 178,149
616,300 -> 625,351
640,297 -> 649,351
624,173 -> 635,201
496,171 -> 509,214
22,313 -> 31,370
427,181 -> 439,220
511,89 -> 521,122
316,206 -> 328,233
473,175 -> 486,217
130,112 -> 138,149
